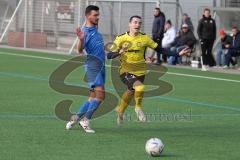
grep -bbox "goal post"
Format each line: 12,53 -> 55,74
0,0 -> 24,43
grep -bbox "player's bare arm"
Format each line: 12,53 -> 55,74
76,27 -> 85,54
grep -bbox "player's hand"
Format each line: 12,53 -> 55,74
79,51 -> 85,56
76,27 -> 84,41
148,56 -> 156,63
119,48 -> 127,54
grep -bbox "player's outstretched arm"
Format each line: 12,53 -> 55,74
76,27 -> 85,54
107,52 -> 120,59
107,48 -> 125,59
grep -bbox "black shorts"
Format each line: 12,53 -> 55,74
120,73 -> 145,90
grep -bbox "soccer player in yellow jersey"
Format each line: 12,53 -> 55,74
107,15 -> 189,125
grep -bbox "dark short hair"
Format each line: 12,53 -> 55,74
129,15 -> 142,22
85,5 -> 99,15
155,7 -> 161,12
204,8 -> 211,12
232,26 -> 238,30
166,19 -> 172,25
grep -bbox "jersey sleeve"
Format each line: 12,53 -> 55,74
110,36 -> 121,52
146,35 -> 158,49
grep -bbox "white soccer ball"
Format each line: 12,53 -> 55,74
145,138 -> 164,157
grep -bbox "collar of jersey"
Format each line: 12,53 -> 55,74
126,31 -> 141,37
84,26 -> 97,31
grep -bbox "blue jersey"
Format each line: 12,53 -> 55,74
82,26 -> 105,88
83,26 -> 105,65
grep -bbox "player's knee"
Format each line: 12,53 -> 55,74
95,89 -> 105,101
127,89 -> 135,96
97,93 -> 105,101
134,84 -> 145,92
88,90 -> 96,101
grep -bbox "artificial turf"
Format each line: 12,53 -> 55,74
0,48 -> 240,160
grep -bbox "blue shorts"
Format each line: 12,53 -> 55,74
85,66 -> 105,89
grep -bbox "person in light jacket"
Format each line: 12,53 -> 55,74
162,19 -> 177,48
162,20 -> 177,65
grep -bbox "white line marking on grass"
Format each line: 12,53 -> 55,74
0,51 -> 68,62
165,72 -> 240,83
1,51 -> 240,83
1,71 -> 239,112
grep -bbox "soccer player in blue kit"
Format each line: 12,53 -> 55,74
66,5 -> 105,133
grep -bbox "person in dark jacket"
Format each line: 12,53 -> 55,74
172,24 -> 196,49
225,26 -> 240,68
216,29 -> 232,67
197,8 -> 216,68
152,7 -> 166,65
181,13 -> 194,32
163,23 -> 196,64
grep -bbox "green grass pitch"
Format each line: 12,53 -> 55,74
0,48 -> 240,160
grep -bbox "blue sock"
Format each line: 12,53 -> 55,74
77,101 -> 90,117
85,99 -> 102,119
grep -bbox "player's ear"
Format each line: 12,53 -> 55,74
85,12 -> 90,19
128,22 -> 131,27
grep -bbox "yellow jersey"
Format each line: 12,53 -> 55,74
112,32 -> 158,76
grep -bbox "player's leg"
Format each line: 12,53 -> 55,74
66,91 -> 95,130
76,90 -> 95,118
116,89 -> 134,125
85,86 -> 105,119
79,86 -> 105,133
133,80 -> 146,122
79,68 -> 106,133
115,73 -> 136,125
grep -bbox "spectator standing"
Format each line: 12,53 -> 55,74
152,7 -> 166,65
197,8 -> 216,70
